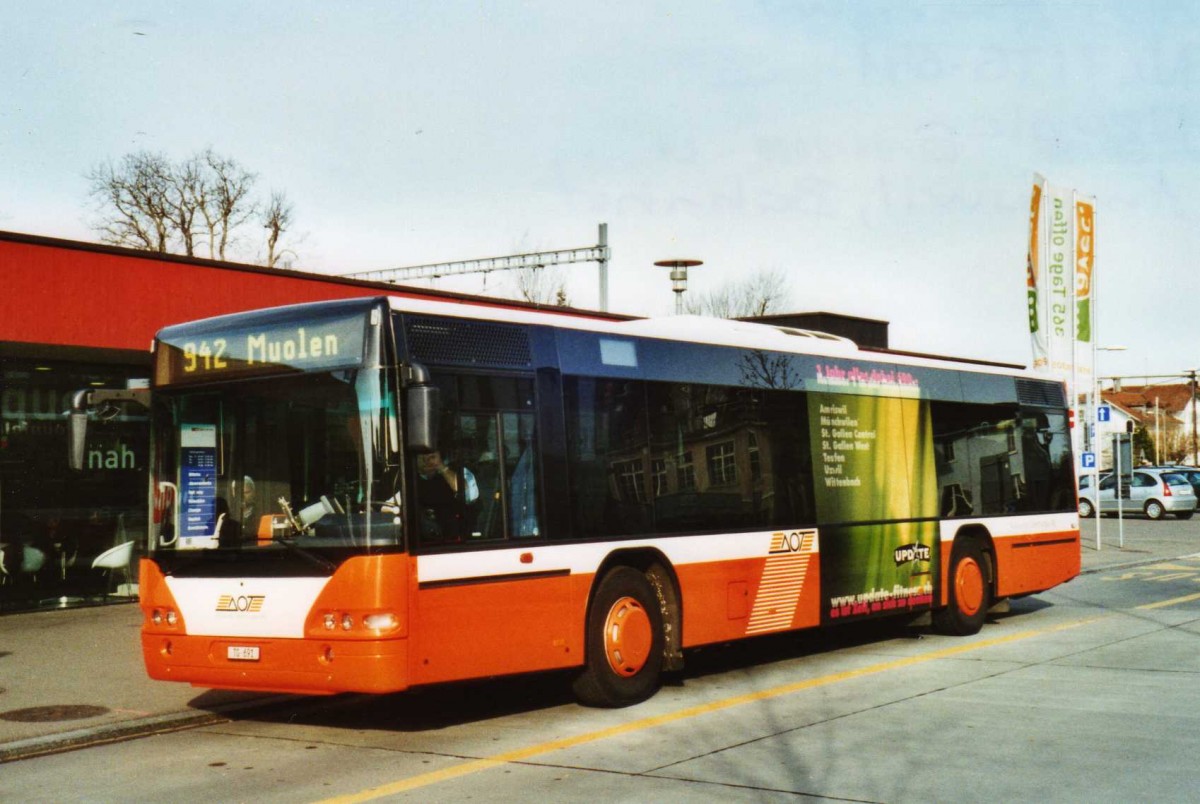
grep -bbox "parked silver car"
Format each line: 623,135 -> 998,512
1144,465 -> 1200,498
1078,468 -> 1197,520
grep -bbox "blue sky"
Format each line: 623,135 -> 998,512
3,1 -> 1198,379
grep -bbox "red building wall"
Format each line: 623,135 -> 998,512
0,231 -> 606,354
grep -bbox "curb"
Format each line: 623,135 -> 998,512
1079,549 -> 1200,576
0,694 -> 296,764
0,709 -> 227,764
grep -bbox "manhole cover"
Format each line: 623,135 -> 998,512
0,705 -> 111,723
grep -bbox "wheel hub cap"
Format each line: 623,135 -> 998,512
956,558 -> 985,616
604,596 -> 652,677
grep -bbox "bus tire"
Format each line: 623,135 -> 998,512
573,566 -> 664,708
932,540 -> 990,636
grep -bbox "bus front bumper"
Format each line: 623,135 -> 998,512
142,633 -> 410,696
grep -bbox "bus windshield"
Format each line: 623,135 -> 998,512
150,367 -> 402,556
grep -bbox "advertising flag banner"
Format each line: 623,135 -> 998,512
1074,196 -> 1096,381
1028,173 -> 1096,461
1027,174 -> 1047,371
1043,182 -> 1075,382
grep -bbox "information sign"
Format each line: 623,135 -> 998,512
179,423 -> 219,550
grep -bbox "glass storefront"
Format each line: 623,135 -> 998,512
0,356 -> 149,612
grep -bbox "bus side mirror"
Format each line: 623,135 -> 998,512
68,389 -> 93,471
66,387 -> 150,471
406,384 -> 440,453
69,411 -> 89,471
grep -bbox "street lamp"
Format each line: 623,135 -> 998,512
655,259 -> 702,315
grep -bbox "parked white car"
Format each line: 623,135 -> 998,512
1078,468 -> 1197,520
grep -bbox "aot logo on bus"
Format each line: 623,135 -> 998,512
769,529 -> 817,555
216,594 -> 265,613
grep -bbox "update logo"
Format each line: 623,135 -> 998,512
893,543 -> 931,566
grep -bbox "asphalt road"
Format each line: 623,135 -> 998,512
6,541 -> 1200,803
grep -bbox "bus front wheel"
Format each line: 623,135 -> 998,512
573,566 -> 664,708
932,541 -> 990,636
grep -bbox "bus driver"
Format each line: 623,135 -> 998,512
415,450 -> 479,542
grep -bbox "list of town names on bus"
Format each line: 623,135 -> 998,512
818,402 -> 876,488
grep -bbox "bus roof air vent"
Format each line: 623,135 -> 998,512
1016,378 -> 1066,407
616,315 -> 857,354
405,315 -> 533,368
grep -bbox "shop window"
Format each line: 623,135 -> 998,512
1,357 -> 149,611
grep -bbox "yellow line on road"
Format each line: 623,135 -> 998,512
317,616 -> 1101,803
1137,591 -> 1200,610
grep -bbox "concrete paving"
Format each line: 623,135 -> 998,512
1,517 -> 1194,763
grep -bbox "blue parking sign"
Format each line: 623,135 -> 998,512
1081,451 -> 1097,469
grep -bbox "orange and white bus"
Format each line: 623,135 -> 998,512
138,295 -> 1079,706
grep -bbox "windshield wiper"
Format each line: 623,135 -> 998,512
270,534 -> 337,573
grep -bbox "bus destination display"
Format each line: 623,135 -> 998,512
156,309 -> 367,384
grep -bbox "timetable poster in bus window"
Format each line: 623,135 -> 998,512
808,392 -> 939,622
179,423 -> 219,550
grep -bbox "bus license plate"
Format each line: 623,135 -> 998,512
227,645 -> 260,661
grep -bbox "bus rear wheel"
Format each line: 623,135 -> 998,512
573,566 -> 664,708
932,541 -> 990,636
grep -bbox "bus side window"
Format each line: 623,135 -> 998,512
506,412 -> 538,537
467,413 -> 502,540
419,375 -> 541,545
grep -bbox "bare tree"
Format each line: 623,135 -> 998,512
512,265 -> 571,306
685,268 -> 790,319
87,148 -> 293,266
167,153 -> 206,257
87,152 -> 174,252
199,149 -> 257,260
739,350 -> 802,389
261,190 -> 295,268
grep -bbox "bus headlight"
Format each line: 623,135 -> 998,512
315,610 -> 402,636
363,612 -> 399,631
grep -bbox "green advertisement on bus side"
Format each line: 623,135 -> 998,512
808,392 -> 939,621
